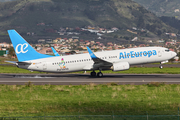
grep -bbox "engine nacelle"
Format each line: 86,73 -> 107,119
111,62 -> 130,72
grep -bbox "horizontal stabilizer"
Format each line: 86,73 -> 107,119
5,61 -> 17,64
5,61 -> 32,66
17,62 -> 32,65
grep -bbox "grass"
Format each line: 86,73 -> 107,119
0,65 -> 45,74
0,83 -> 180,117
1,65 -> 180,74
103,67 -> 180,74
74,67 -> 180,74
0,57 -> 18,64
0,63 -> 180,118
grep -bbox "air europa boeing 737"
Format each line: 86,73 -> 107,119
7,29 -> 177,77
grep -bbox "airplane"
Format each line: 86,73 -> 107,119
51,47 -> 60,56
6,29 -> 177,77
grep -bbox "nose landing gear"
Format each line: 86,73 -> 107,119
159,62 -> 163,69
159,65 -> 163,69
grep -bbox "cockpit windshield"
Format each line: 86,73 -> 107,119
165,49 -> 170,52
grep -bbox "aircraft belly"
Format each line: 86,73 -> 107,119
67,64 -> 84,72
18,65 -> 30,69
48,63 -> 85,72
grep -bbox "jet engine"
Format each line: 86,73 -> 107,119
111,62 -> 130,71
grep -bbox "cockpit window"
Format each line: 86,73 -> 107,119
165,49 -> 170,52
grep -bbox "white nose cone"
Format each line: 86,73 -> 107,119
172,52 -> 177,58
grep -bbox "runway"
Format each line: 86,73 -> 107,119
0,73 -> 180,85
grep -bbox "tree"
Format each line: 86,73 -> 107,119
114,35 -> 118,38
94,48 -> 98,52
8,47 -> 15,58
137,16 -> 145,28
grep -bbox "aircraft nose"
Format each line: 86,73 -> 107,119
172,51 -> 177,57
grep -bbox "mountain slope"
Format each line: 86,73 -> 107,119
0,0 -> 177,40
0,0 -> 16,2
132,0 -> 180,19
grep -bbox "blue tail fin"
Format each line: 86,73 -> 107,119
8,29 -> 53,62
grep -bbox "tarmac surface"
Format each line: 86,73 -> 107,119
0,73 -> 180,85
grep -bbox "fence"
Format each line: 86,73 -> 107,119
0,111 -> 180,120
0,114 -> 180,120
1,109 -> 180,120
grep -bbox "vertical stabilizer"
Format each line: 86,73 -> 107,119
8,29 -> 52,62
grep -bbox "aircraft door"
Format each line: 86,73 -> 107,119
158,49 -> 162,57
42,62 -> 47,70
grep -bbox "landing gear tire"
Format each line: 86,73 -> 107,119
97,72 -> 103,77
159,66 -> 163,69
90,71 -> 96,77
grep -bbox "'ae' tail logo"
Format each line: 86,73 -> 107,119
15,43 -> 28,54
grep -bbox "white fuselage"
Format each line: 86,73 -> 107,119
18,47 -> 176,73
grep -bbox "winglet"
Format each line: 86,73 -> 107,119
51,47 -> 60,56
86,46 -> 97,59
86,46 -> 112,65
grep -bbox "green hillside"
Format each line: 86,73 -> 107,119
0,0 -> 177,43
0,0 -> 15,2
132,0 -> 180,19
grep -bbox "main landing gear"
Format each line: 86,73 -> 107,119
159,63 -> 163,69
90,70 -> 103,77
